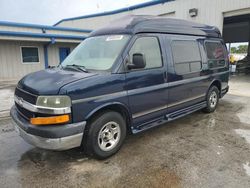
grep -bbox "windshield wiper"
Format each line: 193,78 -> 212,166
64,64 -> 88,73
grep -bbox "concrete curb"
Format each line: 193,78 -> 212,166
0,110 -> 10,118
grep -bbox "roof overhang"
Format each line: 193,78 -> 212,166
0,20 -> 91,43
0,20 -> 92,33
0,30 -> 86,40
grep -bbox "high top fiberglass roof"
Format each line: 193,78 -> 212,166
90,15 -> 221,38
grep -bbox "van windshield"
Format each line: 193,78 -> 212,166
61,35 -> 130,71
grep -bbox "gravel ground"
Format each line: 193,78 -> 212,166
0,75 -> 250,188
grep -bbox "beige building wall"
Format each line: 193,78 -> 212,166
0,40 -> 79,80
57,0 -> 250,33
0,40 -> 45,80
48,43 -> 77,67
0,20 -> 88,80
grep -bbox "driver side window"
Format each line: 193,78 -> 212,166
129,37 -> 163,69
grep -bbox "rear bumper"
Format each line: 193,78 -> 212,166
10,106 -> 86,151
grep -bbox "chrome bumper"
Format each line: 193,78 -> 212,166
13,121 -> 83,150
11,106 -> 86,151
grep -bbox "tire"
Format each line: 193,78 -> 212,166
203,86 -> 220,113
83,111 -> 126,159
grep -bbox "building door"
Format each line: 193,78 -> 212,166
59,47 -> 70,63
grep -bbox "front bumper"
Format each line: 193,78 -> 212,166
10,106 -> 86,151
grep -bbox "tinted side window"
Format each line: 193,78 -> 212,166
129,37 -> 162,69
205,41 -> 226,68
171,40 -> 202,74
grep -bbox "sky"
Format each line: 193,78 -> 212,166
0,0 -> 248,48
0,0 -> 148,25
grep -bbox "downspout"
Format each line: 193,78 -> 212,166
43,37 -> 56,68
43,44 -> 49,68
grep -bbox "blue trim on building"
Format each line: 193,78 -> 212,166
43,45 -> 49,68
54,0 -> 173,26
0,30 -> 86,40
0,20 -> 92,33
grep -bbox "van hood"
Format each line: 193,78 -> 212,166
18,68 -> 98,95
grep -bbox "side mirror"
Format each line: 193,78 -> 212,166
127,53 -> 146,70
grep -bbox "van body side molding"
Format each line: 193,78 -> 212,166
132,94 -> 205,119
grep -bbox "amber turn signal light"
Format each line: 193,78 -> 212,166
30,115 -> 70,125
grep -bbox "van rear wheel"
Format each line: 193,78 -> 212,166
203,86 -> 219,113
83,111 -> 126,159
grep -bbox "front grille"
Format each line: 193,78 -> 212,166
14,87 -> 38,120
15,87 -> 37,105
15,102 -> 35,120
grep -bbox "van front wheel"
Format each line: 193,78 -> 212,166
203,86 -> 219,113
84,111 -> 126,159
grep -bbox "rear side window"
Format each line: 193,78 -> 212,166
205,41 -> 226,68
171,40 -> 202,74
129,37 -> 162,69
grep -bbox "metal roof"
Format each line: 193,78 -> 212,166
0,20 -> 91,41
0,20 -> 92,33
0,30 -> 86,40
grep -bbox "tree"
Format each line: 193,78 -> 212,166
230,45 -> 248,54
237,45 -> 248,53
230,47 -> 237,53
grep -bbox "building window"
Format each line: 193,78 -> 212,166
129,37 -> 163,69
21,47 -> 39,63
171,40 -> 202,74
205,41 -> 226,68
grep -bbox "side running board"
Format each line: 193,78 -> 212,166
133,101 -> 207,134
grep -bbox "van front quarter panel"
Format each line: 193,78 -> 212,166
60,73 -> 129,123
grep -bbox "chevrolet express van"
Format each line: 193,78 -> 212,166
11,16 -> 229,159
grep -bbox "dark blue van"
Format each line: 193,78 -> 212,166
11,16 -> 229,159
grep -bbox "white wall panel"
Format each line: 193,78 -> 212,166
0,41 -> 78,80
0,41 -> 45,80
57,0 -> 250,32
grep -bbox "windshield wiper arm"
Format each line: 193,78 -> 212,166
64,64 -> 88,73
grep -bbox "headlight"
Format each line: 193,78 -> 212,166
36,96 -> 71,108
